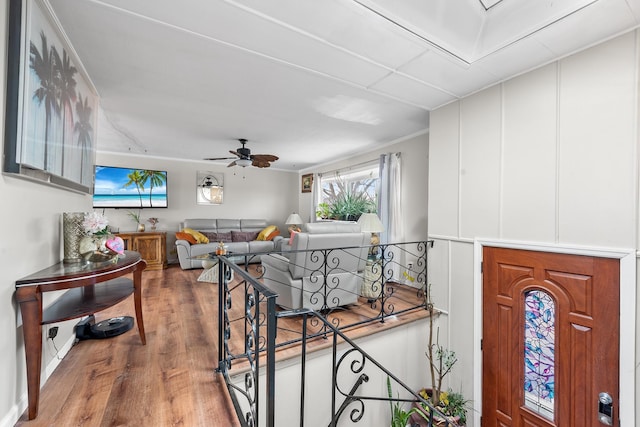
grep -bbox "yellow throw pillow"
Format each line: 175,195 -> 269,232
257,225 -> 278,241
182,227 -> 209,244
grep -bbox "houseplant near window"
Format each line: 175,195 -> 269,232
315,202 -> 330,220
328,190 -> 376,221
321,173 -> 376,221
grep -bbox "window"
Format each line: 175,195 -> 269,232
316,162 -> 379,220
523,290 -> 555,420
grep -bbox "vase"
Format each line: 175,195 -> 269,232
79,234 -> 111,255
79,235 -> 97,255
63,212 -> 85,263
137,223 -> 145,232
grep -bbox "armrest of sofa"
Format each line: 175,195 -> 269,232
261,253 -> 302,309
272,235 -> 284,251
261,253 -> 290,272
175,239 -> 193,269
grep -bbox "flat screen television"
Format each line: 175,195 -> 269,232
93,165 -> 168,208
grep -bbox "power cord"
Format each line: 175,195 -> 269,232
47,326 -> 64,361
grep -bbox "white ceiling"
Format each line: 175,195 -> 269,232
48,0 -> 640,171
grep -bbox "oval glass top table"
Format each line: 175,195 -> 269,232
15,250 -> 147,420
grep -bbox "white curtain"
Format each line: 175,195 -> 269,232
378,153 -> 403,281
310,172 -> 322,223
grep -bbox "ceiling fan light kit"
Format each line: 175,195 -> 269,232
236,158 -> 252,167
205,139 -> 279,168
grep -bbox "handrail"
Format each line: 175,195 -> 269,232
215,241 -> 458,427
277,308 -> 458,427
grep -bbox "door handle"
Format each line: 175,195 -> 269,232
598,392 -> 613,426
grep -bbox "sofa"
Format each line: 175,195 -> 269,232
261,222 -> 369,310
175,219 -> 283,269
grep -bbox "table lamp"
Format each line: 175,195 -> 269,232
285,213 -> 303,233
357,213 -> 384,259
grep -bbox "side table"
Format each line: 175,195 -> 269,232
15,251 -> 147,420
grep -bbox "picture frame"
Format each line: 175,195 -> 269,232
4,0 -> 99,194
301,173 -> 313,193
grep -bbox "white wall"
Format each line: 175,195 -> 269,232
428,31 -> 639,427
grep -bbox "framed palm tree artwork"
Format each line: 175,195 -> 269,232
4,0 -> 99,194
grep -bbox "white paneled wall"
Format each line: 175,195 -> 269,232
428,30 -> 639,427
428,102 -> 460,238
459,86 -> 502,239
502,64 -> 558,242
558,34 -> 637,248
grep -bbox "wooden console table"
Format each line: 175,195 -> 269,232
15,251 -> 147,420
117,231 -> 167,270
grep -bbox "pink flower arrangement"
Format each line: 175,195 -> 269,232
82,212 -> 109,235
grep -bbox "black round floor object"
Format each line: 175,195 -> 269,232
75,315 -> 133,340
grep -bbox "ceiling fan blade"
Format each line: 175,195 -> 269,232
204,156 -> 236,161
230,150 -> 241,157
251,154 -> 279,161
227,160 -> 237,167
252,159 -> 272,168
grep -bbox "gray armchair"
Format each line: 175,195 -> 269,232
261,222 -> 369,310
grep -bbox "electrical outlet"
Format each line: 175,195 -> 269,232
48,326 -> 59,339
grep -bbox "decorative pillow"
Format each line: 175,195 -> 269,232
257,225 -> 277,241
182,228 -> 209,244
257,225 -> 278,241
176,231 -> 197,245
231,230 -> 259,242
288,230 -> 298,245
265,228 -> 280,241
203,231 -> 233,243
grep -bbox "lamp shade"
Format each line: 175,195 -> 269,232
285,213 -> 303,225
357,213 -> 384,233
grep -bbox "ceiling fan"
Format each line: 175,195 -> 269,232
204,139 -> 279,168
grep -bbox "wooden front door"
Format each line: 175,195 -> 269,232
482,247 -> 619,426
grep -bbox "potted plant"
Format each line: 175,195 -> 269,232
315,202 -> 330,219
127,210 -> 145,232
328,190 -> 376,221
321,173 -> 376,221
409,286 -> 470,426
387,377 -> 427,427
147,217 -> 159,231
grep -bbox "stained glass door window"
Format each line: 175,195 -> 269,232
524,290 -> 555,420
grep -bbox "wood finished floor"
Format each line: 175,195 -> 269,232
16,264 -> 428,427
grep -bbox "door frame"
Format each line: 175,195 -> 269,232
473,239 -> 635,427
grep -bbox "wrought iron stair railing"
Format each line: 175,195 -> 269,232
215,241 -> 458,427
